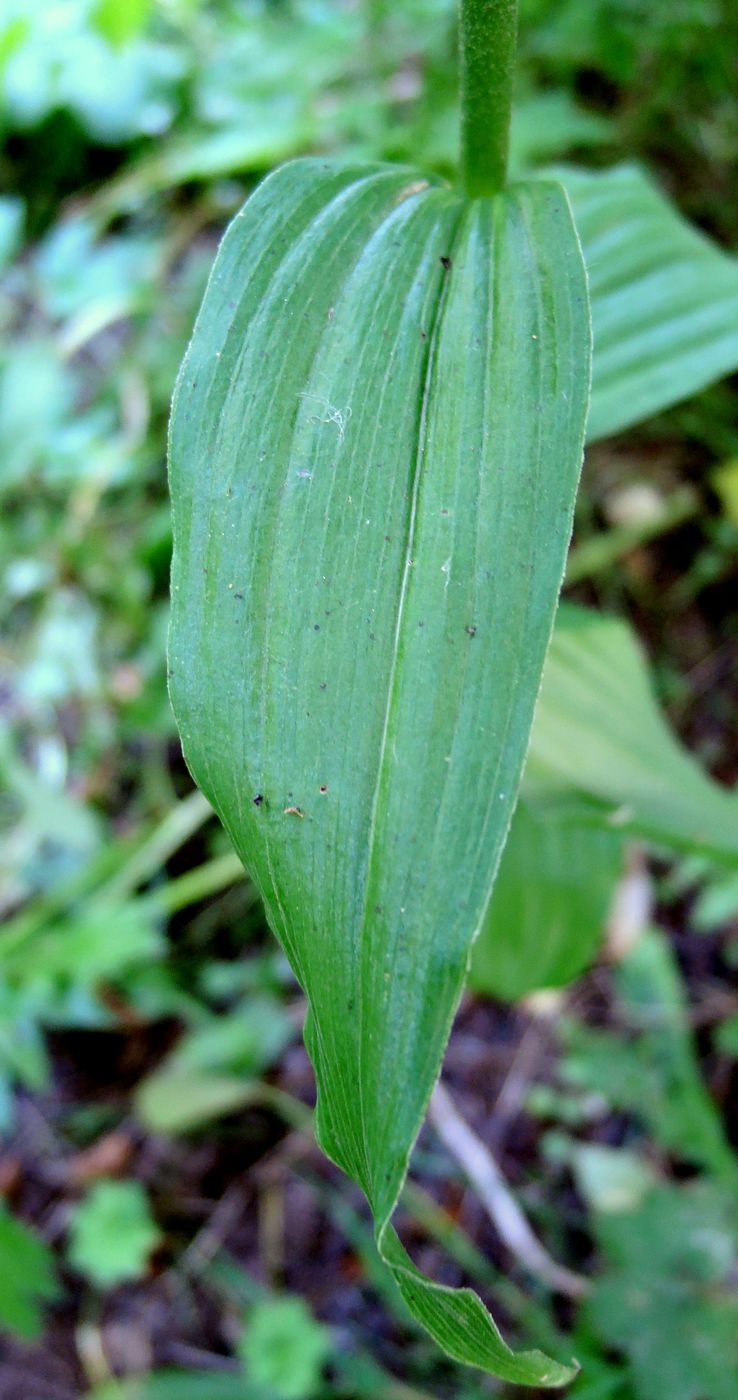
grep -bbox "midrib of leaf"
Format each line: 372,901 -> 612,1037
352,197 -> 468,1201
356,187 -> 581,1222
463,191 -> 545,885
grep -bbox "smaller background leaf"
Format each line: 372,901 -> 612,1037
559,164 -> 738,441
0,1204 -> 59,1339
67,1180 -> 161,1287
238,1296 -> 332,1400
583,1181 -> 738,1400
470,799 -> 622,1001
92,0 -> 152,48
527,606 -> 738,863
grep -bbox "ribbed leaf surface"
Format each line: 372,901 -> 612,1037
561,164 -> 738,441
169,159 -> 590,1384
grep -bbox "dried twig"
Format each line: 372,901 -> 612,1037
428,1080 -> 590,1300
605,842 -> 653,964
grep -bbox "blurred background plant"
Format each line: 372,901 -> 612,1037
1,2 -> 737,1397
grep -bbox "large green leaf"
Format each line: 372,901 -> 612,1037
527,605 -> 738,862
469,799 -> 622,1002
169,158 -> 590,1385
560,164 -> 738,441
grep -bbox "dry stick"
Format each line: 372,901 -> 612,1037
428,1080 -> 590,1300
605,842 -> 653,964
565,484 -> 699,585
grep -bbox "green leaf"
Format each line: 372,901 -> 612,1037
67,1180 -> 161,1287
92,0 -> 151,47
95,120 -> 317,222
527,605 -> 738,863
562,929 -> 737,1183
716,1013 -> 738,1059
136,1069 -> 255,1136
0,16 -> 27,77
169,158 -> 590,1385
584,1180 -> 738,1400
135,996 -> 293,1133
469,800 -> 622,1001
0,1204 -> 60,1339
0,194 -> 23,271
560,164 -> 738,441
512,93 -> 613,170
238,1295 -> 332,1400
571,1144 -> 655,1217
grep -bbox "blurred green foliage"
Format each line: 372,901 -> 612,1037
67,1179 -> 162,1287
238,1295 -> 332,1400
0,1203 -> 60,1338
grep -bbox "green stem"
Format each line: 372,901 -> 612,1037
459,0 -> 518,197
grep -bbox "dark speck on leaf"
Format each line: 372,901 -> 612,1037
440,255 -> 452,271
319,785 -> 328,794
234,592 -> 244,600
253,793 -> 264,807
314,623 -> 320,631
466,625 -> 477,637
319,682 -> 327,690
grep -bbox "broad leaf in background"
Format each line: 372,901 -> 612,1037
169,157 -> 590,1385
582,1179 -> 738,1400
469,800 -> 622,1002
527,606 -> 738,863
559,164 -> 738,442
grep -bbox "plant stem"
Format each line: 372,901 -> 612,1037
459,0 -> 518,196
